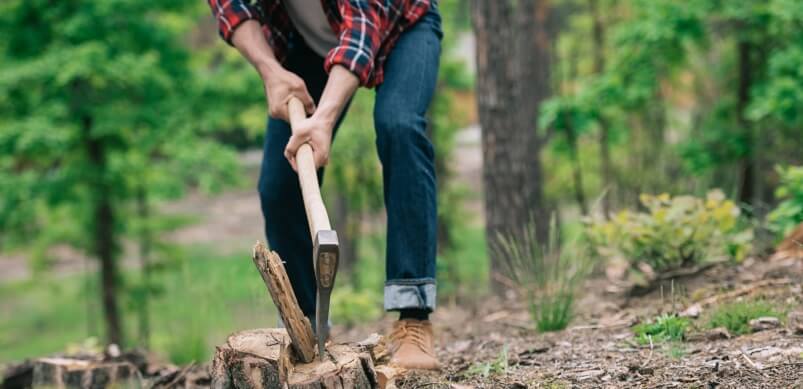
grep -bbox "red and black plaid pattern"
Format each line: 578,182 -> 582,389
208,0 -> 431,87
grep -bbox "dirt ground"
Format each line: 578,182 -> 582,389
333,256 -> 803,388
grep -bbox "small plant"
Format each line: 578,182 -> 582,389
665,343 -> 687,359
585,190 -> 753,286
496,217 -> 591,333
467,344 -> 509,378
768,165 -> 803,239
633,314 -> 689,344
708,300 -> 783,335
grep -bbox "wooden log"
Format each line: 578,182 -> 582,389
212,329 -> 398,389
251,242 -> 316,363
30,357 -> 139,388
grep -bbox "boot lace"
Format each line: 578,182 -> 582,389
391,320 -> 433,356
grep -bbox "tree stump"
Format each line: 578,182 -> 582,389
29,357 -> 139,388
211,329 -> 396,389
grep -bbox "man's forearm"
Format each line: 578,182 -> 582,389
231,20 -> 281,79
314,65 -> 360,128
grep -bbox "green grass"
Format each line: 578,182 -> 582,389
0,247 -> 279,364
531,293 -> 575,332
0,224 -> 491,364
467,344 -> 509,378
707,299 -> 784,335
633,314 -> 689,344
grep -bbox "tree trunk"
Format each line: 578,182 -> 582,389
136,186 -> 151,348
736,40 -> 754,207
472,0 -> 553,292
589,0 -> 613,218
83,115 -> 123,346
565,115 -> 588,216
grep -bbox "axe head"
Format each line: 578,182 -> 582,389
313,230 -> 339,360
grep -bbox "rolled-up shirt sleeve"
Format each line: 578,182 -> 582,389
208,0 -> 260,45
324,0 -> 384,86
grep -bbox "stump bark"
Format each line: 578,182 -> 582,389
212,329 -> 395,389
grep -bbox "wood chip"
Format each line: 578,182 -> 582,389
749,317 -> 781,332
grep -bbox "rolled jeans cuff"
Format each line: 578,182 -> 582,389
384,278 -> 437,311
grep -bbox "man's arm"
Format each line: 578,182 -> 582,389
283,65 -> 359,171
231,20 -> 315,121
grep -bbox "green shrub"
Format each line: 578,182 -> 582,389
330,286 -> 381,326
585,190 -> 753,285
768,165 -> 803,239
496,218 -> 591,333
708,300 -> 783,335
633,314 -> 689,344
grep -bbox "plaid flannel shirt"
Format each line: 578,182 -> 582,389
208,0 -> 431,87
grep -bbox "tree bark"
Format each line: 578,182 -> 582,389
565,115 -> 588,216
83,115 -> 123,346
471,0 -> 553,292
589,0 -> 613,218
136,186 -> 151,348
736,39 -> 754,208
31,358 -> 139,388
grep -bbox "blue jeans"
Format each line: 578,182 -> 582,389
258,6 -> 442,318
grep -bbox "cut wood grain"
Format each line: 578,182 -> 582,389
252,241 -> 316,363
211,329 -> 400,389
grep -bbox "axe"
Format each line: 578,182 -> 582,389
287,96 -> 340,361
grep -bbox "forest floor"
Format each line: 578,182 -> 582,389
333,256 -> 803,388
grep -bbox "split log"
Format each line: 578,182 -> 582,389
252,242 -> 316,363
212,328 -> 399,389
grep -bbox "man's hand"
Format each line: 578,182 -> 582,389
230,20 -> 315,121
284,114 -> 334,171
231,21 -> 358,170
284,65 -> 359,171
263,68 -> 315,122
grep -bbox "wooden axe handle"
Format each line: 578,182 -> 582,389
287,97 -> 332,239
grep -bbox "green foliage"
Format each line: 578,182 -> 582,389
467,344 -> 509,378
585,190 -> 753,284
0,248 -> 278,363
708,300 -> 783,335
329,286 -> 382,327
497,218 -> 590,333
767,165 -> 803,238
633,314 -> 689,344
0,0 -> 243,343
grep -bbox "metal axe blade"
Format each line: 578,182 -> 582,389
313,230 -> 339,360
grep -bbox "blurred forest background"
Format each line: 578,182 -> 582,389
1,0 -> 801,367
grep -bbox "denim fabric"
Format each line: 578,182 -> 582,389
258,5 -> 442,318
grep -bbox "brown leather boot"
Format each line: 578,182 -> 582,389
388,319 -> 441,370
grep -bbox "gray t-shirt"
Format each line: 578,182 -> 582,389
284,1 -> 340,57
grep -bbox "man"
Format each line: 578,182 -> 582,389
208,0 -> 442,369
